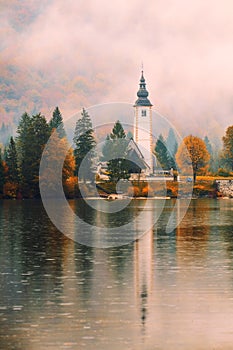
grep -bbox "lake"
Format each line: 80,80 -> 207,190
0,198 -> 233,349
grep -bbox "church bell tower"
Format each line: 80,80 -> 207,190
133,71 -> 153,174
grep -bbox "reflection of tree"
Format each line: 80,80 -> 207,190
17,201 -> 68,293
74,244 -> 94,298
0,200 -> 71,347
107,245 -> 134,281
70,197 -> 144,228
176,200 -> 210,265
220,229 -> 233,273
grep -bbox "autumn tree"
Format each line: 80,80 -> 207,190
102,120 -> 130,182
49,107 -> 66,138
222,126 -> 233,170
73,108 -> 96,181
40,129 -> 75,197
176,135 -> 210,182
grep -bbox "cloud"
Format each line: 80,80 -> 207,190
0,0 -> 233,141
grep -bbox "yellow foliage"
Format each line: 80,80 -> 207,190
40,130 -> 75,194
176,135 -> 210,180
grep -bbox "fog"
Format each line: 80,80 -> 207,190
0,0 -> 233,141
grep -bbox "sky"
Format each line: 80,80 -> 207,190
0,0 -> 233,141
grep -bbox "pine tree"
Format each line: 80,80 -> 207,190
154,135 -> 170,170
49,107 -> 66,138
17,113 -> 50,197
204,136 -> 215,173
222,126 -> 233,170
110,121 -> 126,139
103,120 -> 130,182
204,136 -> 213,156
16,112 -> 31,164
0,150 -> 5,195
166,128 -> 178,155
126,131 -> 133,140
73,108 -> 96,181
166,128 -> 178,169
5,137 -> 19,183
0,123 -> 12,145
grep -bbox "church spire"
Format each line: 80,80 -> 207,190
134,70 -> 152,107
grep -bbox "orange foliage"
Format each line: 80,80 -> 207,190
3,182 -> 19,199
63,176 -> 78,198
176,135 -> 210,181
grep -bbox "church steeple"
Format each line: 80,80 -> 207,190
133,69 -> 154,174
135,71 -> 152,107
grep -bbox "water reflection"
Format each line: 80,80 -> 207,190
0,199 -> 233,349
134,211 -> 154,333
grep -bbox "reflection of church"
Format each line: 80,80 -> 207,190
134,205 -> 154,332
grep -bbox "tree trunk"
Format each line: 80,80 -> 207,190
193,172 -> 197,183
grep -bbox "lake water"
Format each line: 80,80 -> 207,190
0,198 -> 233,349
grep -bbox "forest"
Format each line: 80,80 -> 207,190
0,107 -> 233,199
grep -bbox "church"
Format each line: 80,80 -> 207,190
133,70 -> 154,175
97,71 -> 155,180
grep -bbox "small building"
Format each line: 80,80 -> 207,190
96,138 -> 150,181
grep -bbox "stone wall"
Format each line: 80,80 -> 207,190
216,180 -> 233,198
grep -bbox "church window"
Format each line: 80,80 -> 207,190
142,110 -> 147,117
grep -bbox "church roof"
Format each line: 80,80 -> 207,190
134,71 -> 152,107
127,138 -> 150,170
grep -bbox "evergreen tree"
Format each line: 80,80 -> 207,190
0,150 -> 5,195
166,128 -> 178,169
73,108 -> 96,181
103,121 -> 130,182
5,137 -> 19,183
154,135 -> 170,170
204,136 -> 215,173
204,136 -> 213,156
16,112 -> 31,163
0,123 -> 12,145
126,131 -> 133,140
222,126 -> 233,170
166,128 -> 177,155
17,113 -> 50,197
49,107 -> 66,138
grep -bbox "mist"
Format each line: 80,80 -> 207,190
0,0 -> 233,142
